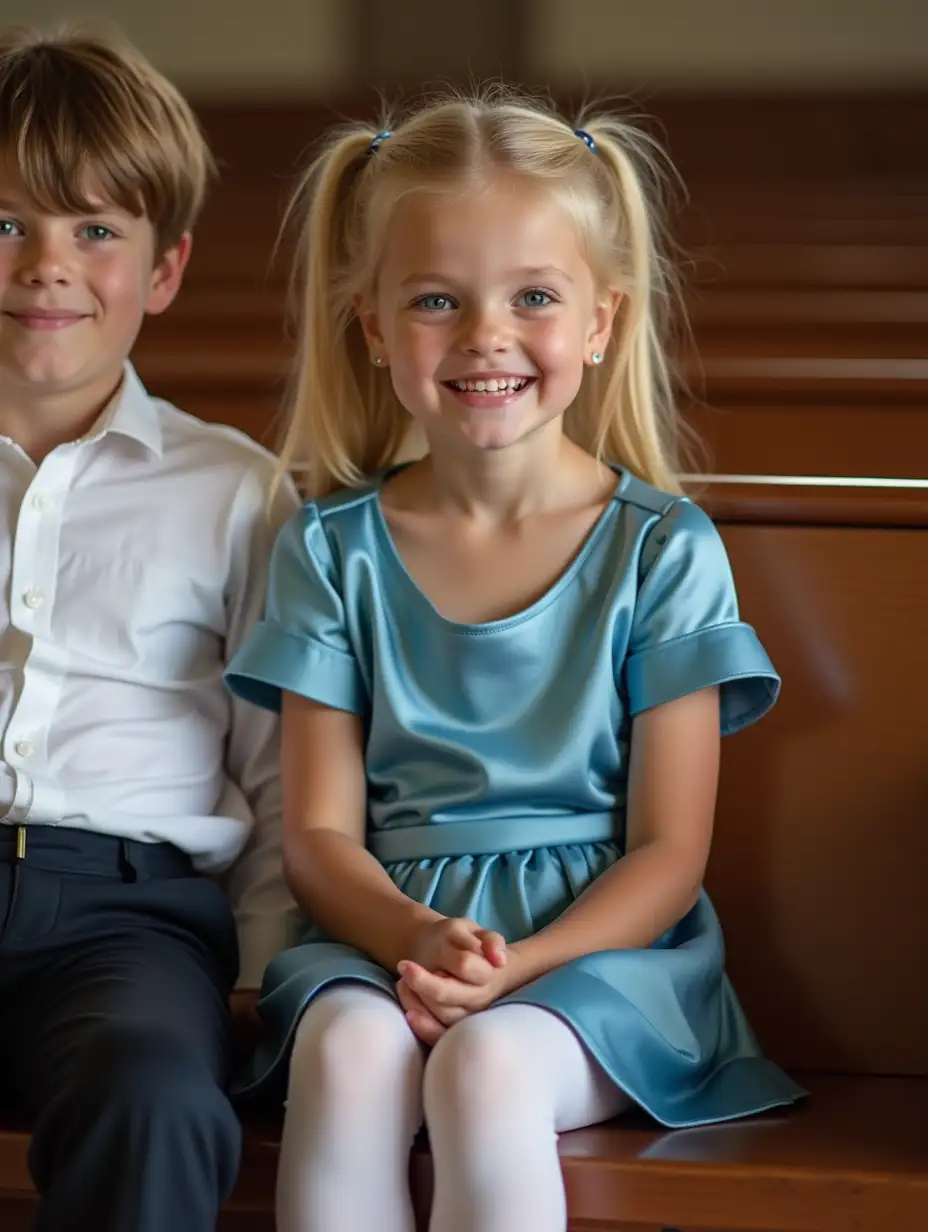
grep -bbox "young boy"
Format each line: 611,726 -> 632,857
0,26 -> 299,1231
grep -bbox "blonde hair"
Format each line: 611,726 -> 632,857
0,24 -> 214,253
279,87 -> 695,499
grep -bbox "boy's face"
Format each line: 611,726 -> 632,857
0,151 -> 190,410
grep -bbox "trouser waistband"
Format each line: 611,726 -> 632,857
0,823 -> 195,881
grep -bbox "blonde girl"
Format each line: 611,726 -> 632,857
226,88 -> 804,1232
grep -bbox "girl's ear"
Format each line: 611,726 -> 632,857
353,292 -> 388,364
585,289 -> 623,362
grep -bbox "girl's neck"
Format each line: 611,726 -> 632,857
409,430 -> 607,526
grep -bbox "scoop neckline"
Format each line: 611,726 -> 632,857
372,461 -> 629,634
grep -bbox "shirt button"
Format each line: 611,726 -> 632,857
14,740 -> 34,759
31,493 -> 53,512
23,589 -> 45,610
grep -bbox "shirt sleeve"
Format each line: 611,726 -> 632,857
624,498 -> 779,735
220,461 -> 303,989
224,501 -> 366,717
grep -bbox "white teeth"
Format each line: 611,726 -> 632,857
450,377 -> 528,394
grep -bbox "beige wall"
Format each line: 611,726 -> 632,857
5,0 -> 927,96
2,0 -> 350,95
530,0 -> 928,88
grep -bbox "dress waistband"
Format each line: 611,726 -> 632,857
368,813 -> 620,863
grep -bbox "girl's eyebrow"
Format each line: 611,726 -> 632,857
400,265 -> 574,287
515,265 -> 574,283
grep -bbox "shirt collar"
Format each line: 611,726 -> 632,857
88,363 -> 164,458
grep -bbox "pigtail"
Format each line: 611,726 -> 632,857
275,124 -> 409,501
575,117 -> 690,494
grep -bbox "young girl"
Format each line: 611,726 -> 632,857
225,89 -> 805,1232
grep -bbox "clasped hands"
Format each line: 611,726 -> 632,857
397,917 -> 522,1046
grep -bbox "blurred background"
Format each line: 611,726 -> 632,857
6,0 -> 926,478
8,0 -> 927,97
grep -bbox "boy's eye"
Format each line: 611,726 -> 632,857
517,288 -> 553,309
413,294 -> 457,312
80,224 -> 115,241
0,219 -> 22,238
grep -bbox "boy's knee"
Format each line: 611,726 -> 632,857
66,1020 -> 235,1138
30,1018 -> 240,1198
29,1021 -> 240,1207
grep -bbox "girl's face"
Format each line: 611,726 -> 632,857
357,175 -> 619,456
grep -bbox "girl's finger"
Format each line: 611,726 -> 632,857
443,947 -> 495,985
449,918 -> 484,952
401,961 -> 473,1008
415,986 -> 470,1028
406,1008 -> 446,1045
477,930 -> 508,966
397,979 -> 446,1042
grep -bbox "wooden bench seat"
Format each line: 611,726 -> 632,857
226,1074 -> 928,1230
2,1075 -> 926,1229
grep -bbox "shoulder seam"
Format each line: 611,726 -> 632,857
152,397 -> 281,467
314,483 -> 380,518
620,473 -> 682,518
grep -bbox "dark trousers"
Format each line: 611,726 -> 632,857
0,824 -> 242,1232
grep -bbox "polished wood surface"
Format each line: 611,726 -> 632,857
214,1075 -> 928,1230
698,481 -> 928,527
4,1079 -> 927,1230
710,518 -> 928,1076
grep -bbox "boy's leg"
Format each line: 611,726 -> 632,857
0,830 -> 242,1232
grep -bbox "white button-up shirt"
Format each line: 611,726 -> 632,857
0,364 -> 301,987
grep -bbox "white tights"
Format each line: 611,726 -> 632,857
276,984 -> 628,1232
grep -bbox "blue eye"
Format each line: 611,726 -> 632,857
413,294 -> 457,312
518,288 -> 553,309
80,224 -> 115,241
0,219 -> 22,238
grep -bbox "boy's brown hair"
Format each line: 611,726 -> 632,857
0,24 -> 215,253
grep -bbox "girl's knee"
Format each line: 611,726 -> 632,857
423,1011 -> 533,1120
289,987 -> 422,1103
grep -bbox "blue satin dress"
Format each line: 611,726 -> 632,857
225,464 -> 806,1124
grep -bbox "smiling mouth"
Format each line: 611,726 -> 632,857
444,377 -> 533,395
4,311 -> 89,331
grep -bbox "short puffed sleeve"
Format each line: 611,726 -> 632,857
624,499 -> 779,735
224,503 -> 365,715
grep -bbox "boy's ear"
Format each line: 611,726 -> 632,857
146,232 -> 193,316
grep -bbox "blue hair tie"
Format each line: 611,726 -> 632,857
369,130 -> 391,155
574,128 -> 596,154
